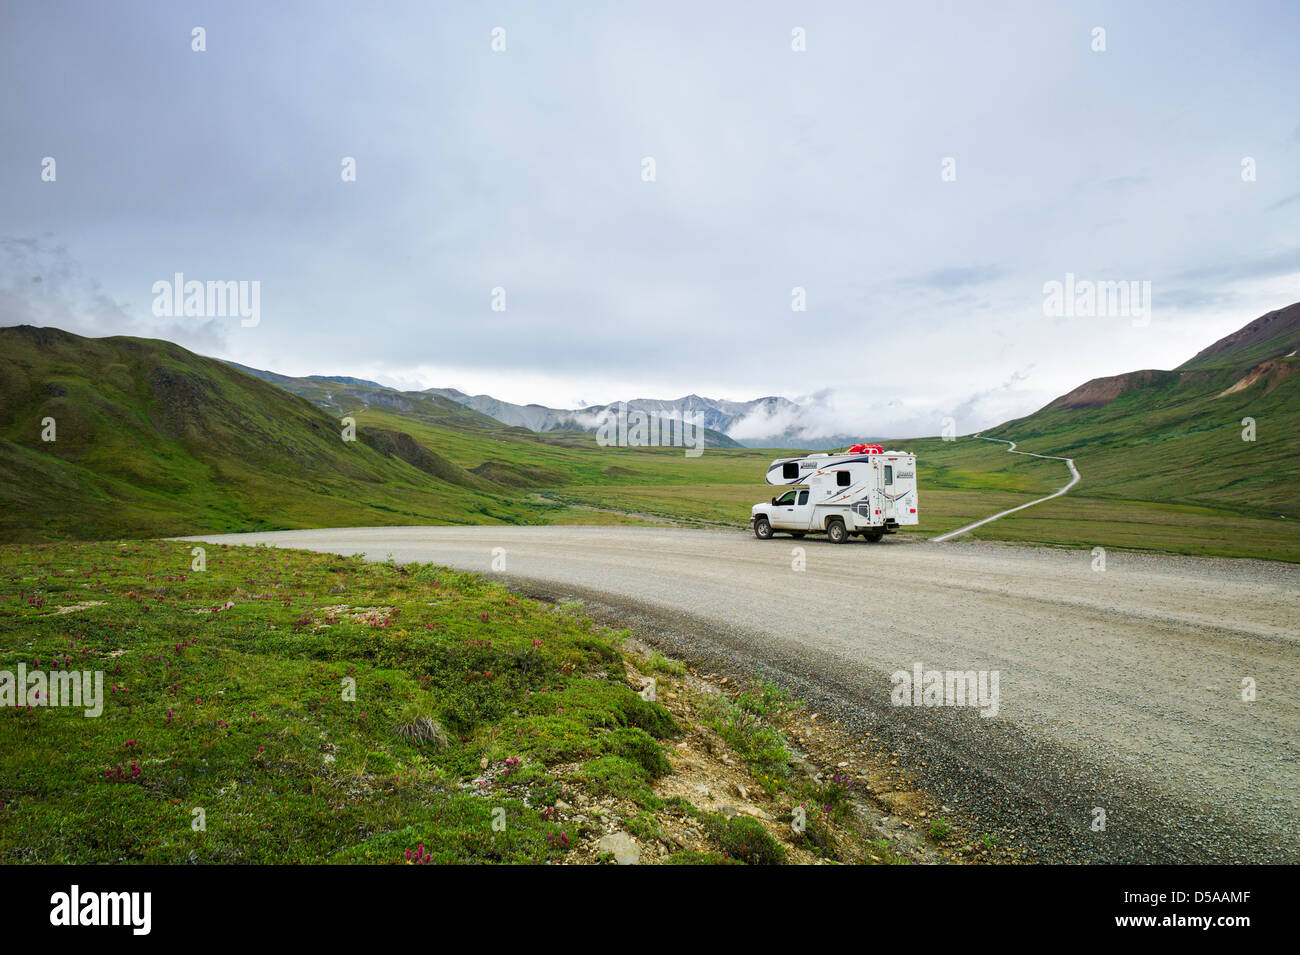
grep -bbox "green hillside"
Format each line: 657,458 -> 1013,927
223,362 -> 518,435
0,326 -> 558,541
948,302 -> 1300,560
985,303 -> 1299,515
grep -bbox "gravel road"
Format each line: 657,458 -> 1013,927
183,525 -> 1300,863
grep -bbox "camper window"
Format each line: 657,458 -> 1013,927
782,462 -> 799,479
836,471 -> 851,487
884,465 -> 893,484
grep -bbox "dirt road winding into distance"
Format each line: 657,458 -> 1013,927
931,436 -> 1081,542
183,526 -> 1300,863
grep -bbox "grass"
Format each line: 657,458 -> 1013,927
954,493 -> 1300,560
892,436 -> 1300,561
702,681 -> 793,785
700,813 -> 787,865
0,540 -> 925,865
0,539 -> 682,863
640,649 -> 686,676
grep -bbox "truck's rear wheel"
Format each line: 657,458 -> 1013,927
754,517 -> 774,540
826,518 -> 847,544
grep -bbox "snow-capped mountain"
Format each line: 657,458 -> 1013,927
426,389 -> 806,443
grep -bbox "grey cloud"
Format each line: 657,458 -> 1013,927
905,266 -> 1007,292
1170,249 -> 1300,285
1,1 -> 1297,436
948,369 -> 1035,433
0,237 -> 230,355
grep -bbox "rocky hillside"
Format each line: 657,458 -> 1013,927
1180,302 -> 1300,371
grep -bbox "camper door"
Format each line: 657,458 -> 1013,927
882,461 -> 898,520
881,457 -> 916,521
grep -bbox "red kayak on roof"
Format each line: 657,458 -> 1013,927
848,443 -> 884,455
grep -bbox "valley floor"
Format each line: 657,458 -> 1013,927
541,482 -> 1300,563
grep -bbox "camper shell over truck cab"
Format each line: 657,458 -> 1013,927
751,447 -> 918,543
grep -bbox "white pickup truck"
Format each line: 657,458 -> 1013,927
750,449 -> 918,543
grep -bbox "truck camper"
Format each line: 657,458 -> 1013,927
751,446 -> 918,543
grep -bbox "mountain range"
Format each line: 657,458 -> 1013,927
226,364 -> 749,449
225,361 -> 869,448
424,388 -> 803,445
1,301 -> 1296,556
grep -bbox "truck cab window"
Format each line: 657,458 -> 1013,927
776,490 -> 797,505
797,490 -> 809,505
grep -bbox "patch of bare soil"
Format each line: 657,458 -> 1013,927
53,600 -> 105,615
314,605 -> 395,626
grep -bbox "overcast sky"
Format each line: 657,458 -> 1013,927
2,0 -> 1297,438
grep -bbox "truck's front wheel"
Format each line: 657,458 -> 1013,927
754,517 -> 774,540
826,518 -> 847,544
